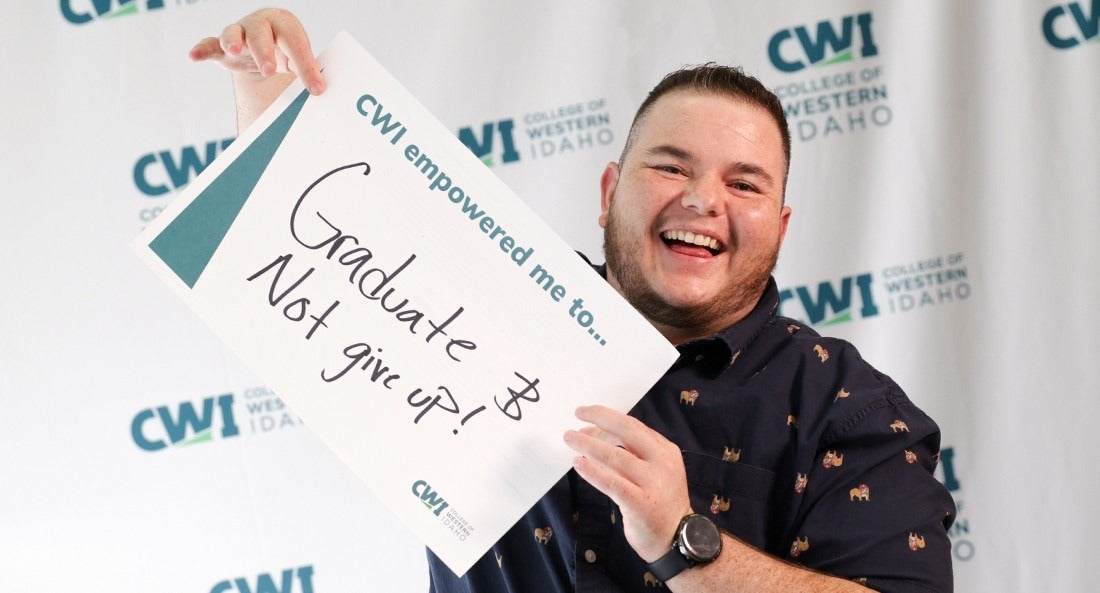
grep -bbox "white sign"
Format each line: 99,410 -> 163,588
132,31 -> 677,575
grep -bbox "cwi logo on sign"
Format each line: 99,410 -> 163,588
458,120 -> 521,167
768,12 -> 879,73
1043,0 -> 1099,49
779,273 -> 879,326
211,565 -> 314,593
131,393 -> 239,452
61,0 -> 169,25
412,479 -> 450,517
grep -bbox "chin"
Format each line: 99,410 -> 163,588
655,282 -> 722,308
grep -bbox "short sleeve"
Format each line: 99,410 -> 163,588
784,341 -> 956,593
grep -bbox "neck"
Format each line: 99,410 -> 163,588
604,272 -> 762,346
648,305 -> 755,345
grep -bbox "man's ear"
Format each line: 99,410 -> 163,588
598,162 -> 620,228
778,204 -> 792,246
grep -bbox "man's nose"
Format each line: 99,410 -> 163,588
680,178 -> 724,216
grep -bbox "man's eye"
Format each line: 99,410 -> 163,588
656,165 -> 683,175
730,181 -> 757,192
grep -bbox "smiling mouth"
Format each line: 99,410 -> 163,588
661,230 -> 724,256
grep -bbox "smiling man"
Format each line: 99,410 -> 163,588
599,82 -> 790,344
192,9 -> 955,593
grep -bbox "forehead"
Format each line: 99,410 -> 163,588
629,90 -> 785,170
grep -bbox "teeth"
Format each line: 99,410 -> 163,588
663,230 -> 720,251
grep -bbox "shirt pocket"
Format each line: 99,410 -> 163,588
682,451 -> 776,548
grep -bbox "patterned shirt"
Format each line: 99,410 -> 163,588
427,276 -> 955,593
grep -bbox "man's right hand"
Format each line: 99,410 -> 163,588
189,8 -> 326,132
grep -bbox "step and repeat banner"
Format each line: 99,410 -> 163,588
3,1 -> 1097,591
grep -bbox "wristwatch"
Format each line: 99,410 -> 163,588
646,513 -> 723,582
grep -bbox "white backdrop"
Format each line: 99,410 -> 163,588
3,1 -> 1097,591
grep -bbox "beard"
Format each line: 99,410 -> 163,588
602,207 -> 779,336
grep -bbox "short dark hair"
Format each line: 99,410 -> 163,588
620,63 -> 791,193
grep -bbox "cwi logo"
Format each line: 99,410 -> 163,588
131,393 -> 239,452
134,138 -> 235,197
936,447 -> 961,493
457,120 -> 520,167
211,565 -> 314,593
779,273 -> 880,326
61,0 -> 165,25
768,12 -> 879,73
1043,0 -> 1099,49
412,479 -> 450,517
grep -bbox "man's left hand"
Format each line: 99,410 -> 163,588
564,404 -> 694,562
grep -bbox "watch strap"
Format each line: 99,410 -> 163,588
647,545 -> 692,582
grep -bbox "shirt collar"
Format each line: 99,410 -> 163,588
674,277 -> 781,376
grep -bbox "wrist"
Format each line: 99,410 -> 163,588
647,513 -> 723,583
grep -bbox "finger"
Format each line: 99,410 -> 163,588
576,405 -> 666,459
286,52 -> 325,95
271,19 -> 325,94
218,23 -> 247,57
188,37 -> 224,62
239,17 -> 280,76
571,450 -> 640,510
569,432 -> 650,511
564,428 -> 648,486
577,425 -> 624,448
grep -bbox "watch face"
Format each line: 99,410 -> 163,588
680,514 -> 722,562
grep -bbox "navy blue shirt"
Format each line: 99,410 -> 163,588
428,276 -> 955,593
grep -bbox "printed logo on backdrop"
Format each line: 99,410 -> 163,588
456,98 -> 614,167
778,251 -> 971,326
1042,0 -> 1099,49
766,12 -> 893,143
60,0 -> 205,25
130,386 -> 301,452
936,446 -> 975,563
211,565 -> 314,593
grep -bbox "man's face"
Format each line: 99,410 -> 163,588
600,90 -> 791,342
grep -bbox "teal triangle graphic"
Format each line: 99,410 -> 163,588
149,89 -> 310,288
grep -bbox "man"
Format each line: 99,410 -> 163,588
191,9 -> 955,593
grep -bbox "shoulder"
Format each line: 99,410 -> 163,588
770,318 -> 938,447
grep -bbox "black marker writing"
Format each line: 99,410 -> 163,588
321,341 -> 401,387
407,385 -> 460,424
246,253 -> 340,341
494,372 -> 541,421
288,162 -> 478,362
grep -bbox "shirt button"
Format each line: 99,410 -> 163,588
584,549 -> 598,564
